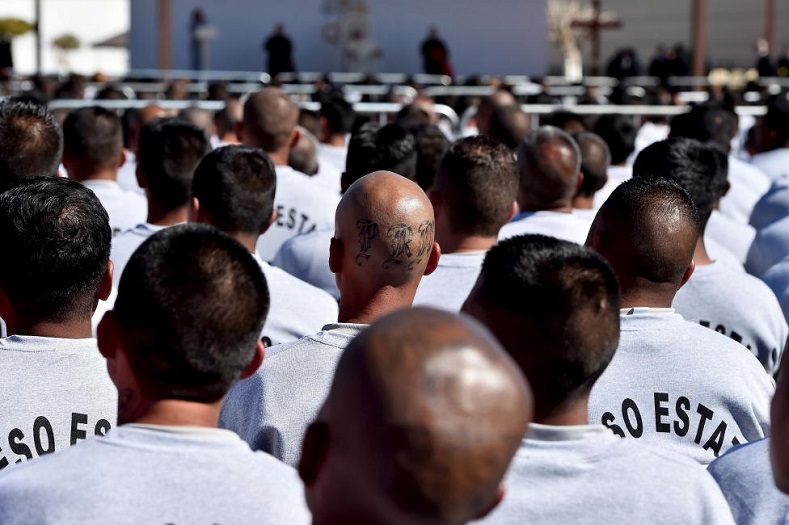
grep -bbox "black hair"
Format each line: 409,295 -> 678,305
478,234 -> 620,403
62,106 -> 124,171
320,96 -> 356,136
192,145 -> 277,235
413,125 -> 449,191
764,94 -> 789,148
593,114 -> 636,165
517,126 -> 581,205
342,123 -> 417,192
573,132 -> 610,198
137,118 -> 210,211
488,105 -> 530,151
435,136 -> 518,237
114,224 -> 270,403
542,110 -> 586,132
0,177 -> 110,322
633,137 -> 724,230
0,98 -> 63,189
668,104 -> 736,151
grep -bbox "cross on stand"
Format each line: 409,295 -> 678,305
571,0 -> 621,76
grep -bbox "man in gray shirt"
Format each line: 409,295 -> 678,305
300,307 -> 533,525
221,170 -> 440,466
0,224 -> 310,524
0,178 -> 117,471
587,178 -> 774,465
414,136 -> 518,312
463,234 -> 735,524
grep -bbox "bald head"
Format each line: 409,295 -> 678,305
301,307 -> 532,525
332,171 -> 438,295
288,126 -> 319,175
586,177 -> 699,301
242,88 -> 298,154
517,126 -> 582,211
573,132 -> 610,199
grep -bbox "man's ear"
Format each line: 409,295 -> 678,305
289,127 -> 302,150
679,259 -> 696,288
329,237 -> 343,275
189,197 -> 200,223
96,310 -> 121,360
299,421 -> 330,487
236,122 -> 245,145
474,484 -> 505,521
574,172 -> 585,196
97,261 -> 113,303
261,209 -> 278,235
118,149 -> 127,169
241,340 -> 265,379
423,241 -> 442,276
506,200 -> 518,223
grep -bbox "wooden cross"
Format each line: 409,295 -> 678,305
571,0 -> 622,75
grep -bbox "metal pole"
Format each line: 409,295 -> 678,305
765,0 -> 776,53
158,0 -> 172,70
34,0 -> 42,74
691,0 -> 707,83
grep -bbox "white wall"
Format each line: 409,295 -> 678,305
1,0 -> 129,76
130,0 -> 548,76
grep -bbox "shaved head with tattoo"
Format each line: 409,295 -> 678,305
300,307 -> 533,525
330,170 -> 441,323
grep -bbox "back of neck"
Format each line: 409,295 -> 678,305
693,237 -> 713,266
338,287 -> 416,325
127,399 -> 222,428
436,230 -> 496,254
572,196 -> 594,210
147,204 -> 188,226
6,319 -> 92,339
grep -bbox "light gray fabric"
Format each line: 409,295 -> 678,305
750,176 -> 789,231
0,426 -> 310,524
220,323 -> 366,466
254,255 -> 338,346
273,228 -> 339,299
589,309 -> 773,465
750,149 -> 789,183
746,215 -> 789,277
593,164 -> 632,210
255,166 -> 340,261
673,262 -> 788,375
0,336 -> 117,471
498,210 -> 592,245
719,156 -> 770,225
705,210 -> 756,264
110,222 -> 169,288
763,257 -> 789,325
80,179 -> 147,236
413,251 -> 485,312
477,423 -> 735,525
709,438 -> 789,525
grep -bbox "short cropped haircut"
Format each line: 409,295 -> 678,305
137,118 -> 210,211
114,224 -> 270,403
192,146 -> 277,235
479,234 -> 621,398
435,136 -> 518,237
488,105 -> 530,150
0,177 -> 111,322
669,104 -> 736,150
0,98 -> 63,188
320,96 -> 356,136
413,125 -> 449,190
574,132 -> 610,198
542,110 -> 586,132
594,114 -> 636,165
63,106 -> 123,171
764,94 -> 789,148
601,177 -> 700,283
633,137 -> 725,230
518,126 -> 581,204
342,123 -> 417,191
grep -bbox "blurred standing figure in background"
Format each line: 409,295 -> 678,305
265,24 -> 295,78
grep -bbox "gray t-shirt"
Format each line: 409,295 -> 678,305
80,179 -> 147,236
254,255 -> 339,346
705,210 -> 756,264
708,438 -> 789,525
498,210 -> 592,245
110,222 -> 169,288
0,425 -> 310,525
220,323 -> 366,466
673,262 -> 788,375
413,251 -> 486,312
746,215 -> 789,277
718,156 -> 771,225
763,256 -> 789,325
0,336 -> 117,471
273,228 -> 339,299
477,424 -> 735,525
589,309 -> 774,465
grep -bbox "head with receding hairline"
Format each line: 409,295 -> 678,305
240,87 -> 300,160
585,177 -> 699,308
517,126 -> 582,212
463,234 -> 620,423
300,307 -> 533,525
331,172 -> 440,315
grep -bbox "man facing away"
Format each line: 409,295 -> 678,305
498,126 -> 592,245
300,307 -> 531,525
220,171 -> 440,466
0,178 -> 117,470
110,118 -> 210,287
414,136 -> 518,312
62,106 -> 147,235
586,177 -> 773,465
240,88 -> 341,261
190,145 -> 338,346
0,224 -> 310,524
464,234 -> 735,524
